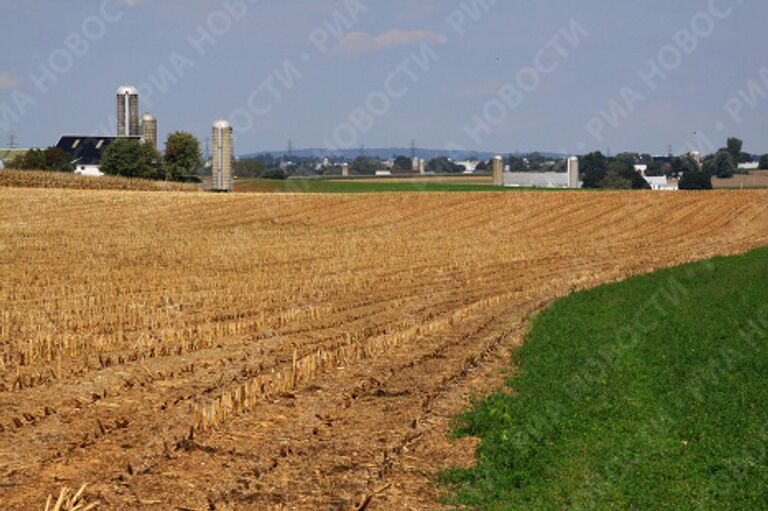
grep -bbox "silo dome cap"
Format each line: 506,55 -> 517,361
213,119 -> 231,129
141,113 -> 156,122
117,85 -> 138,95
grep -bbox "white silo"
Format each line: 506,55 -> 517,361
140,113 -> 157,151
567,156 -> 580,188
419,158 -> 426,175
492,155 -> 504,186
117,85 -> 140,137
212,119 -> 233,192
342,163 -> 349,176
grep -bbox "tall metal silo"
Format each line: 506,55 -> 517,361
117,85 -> 140,137
567,156 -> 580,188
141,113 -> 158,151
212,119 -> 233,192
492,155 -> 504,186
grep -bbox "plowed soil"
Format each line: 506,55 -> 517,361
1,188 -> 768,510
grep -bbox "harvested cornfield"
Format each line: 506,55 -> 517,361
1,188 -> 768,510
0,169 -> 200,192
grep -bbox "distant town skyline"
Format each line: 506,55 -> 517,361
1,0 -> 766,155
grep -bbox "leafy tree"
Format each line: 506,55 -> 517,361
349,156 -> 382,175
164,131 -> 202,181
679,171 -> 713,190
759,154 -> 768,170
726,137 -> 743,164
475,159 -> 489,171
670,156 -> 698,178
604,157 -> 649,189
508,155 -> 527,172
702,151 -> 736,178
644,161 -> 667,177
393,155 -> 411,170
599,169 -> 633,189
262,167 -> 288,180
427,156 -> 463,174
101,139 -> 164,180
234,158 -> 267,177
580,151 -> 608,188
738,152 -> 753,164
6,147 -> 73,172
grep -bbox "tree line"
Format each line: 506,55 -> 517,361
6,132 -> 204,182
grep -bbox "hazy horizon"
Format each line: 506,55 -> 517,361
1,0 -> 767,156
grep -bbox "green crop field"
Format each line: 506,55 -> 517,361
443,248 -> 768,510
234,177 -> 514,193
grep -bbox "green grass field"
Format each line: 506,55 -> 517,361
443,248 -> 768,510
235,177 -> 514,193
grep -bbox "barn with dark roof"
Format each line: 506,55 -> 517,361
56,135 -> 141,176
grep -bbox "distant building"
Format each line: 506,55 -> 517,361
504,172 -> 573,188
56,135 -> 141,176
738,162 -> 759,171
645,176 -> 678,191
455,160 -> 481,173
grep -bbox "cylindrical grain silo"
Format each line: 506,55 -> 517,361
117,85 -> 140,137
492,155 -> 504,186
419,158 -> 426,175
342,163 -> 349,176
141,113 -> 157,151
212,119 -> 233,192
567,156 -> 580,188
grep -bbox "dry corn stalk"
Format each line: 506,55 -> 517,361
44,484 -> 98,511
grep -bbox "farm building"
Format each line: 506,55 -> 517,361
645,176 -> 678,191
503,156 -> 581,189
55,136 -> 141,176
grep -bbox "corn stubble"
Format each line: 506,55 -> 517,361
1,187 -> 767,508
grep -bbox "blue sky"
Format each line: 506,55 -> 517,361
1,0 -> 766,155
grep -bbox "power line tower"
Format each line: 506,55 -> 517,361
287,140 -> 293,160
410,139 -> 416,161
8,134 -> 16,149
359,144 -> 365,158
203,137 -> 211,162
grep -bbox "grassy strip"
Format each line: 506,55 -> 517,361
235,178 -> 519,193
443,248 -> 768,509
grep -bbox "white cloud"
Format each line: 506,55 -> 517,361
332,29 -> 447,57
0,72 -> 23,90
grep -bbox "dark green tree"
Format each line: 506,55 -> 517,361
726,137 -> 743,164
6,147 -> 73,172
508,155 -> 527,172
261,167 -> 288,180
670,156 -> 698,178
426,156 -> 463,174
604,156 -> 649,189
580,151 -> 608,188
349,156 -> 382,175
679,170 -> 713,190
644,161 -> 668,177
42,147 -> 74,172
101,139 -> 164,180
393,155 -> 411,170
759,154 -> 768,170
234,158 -> 267,177
164,131 -> 202,181
702,151 -> 736,178
475,159 -> 489,171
